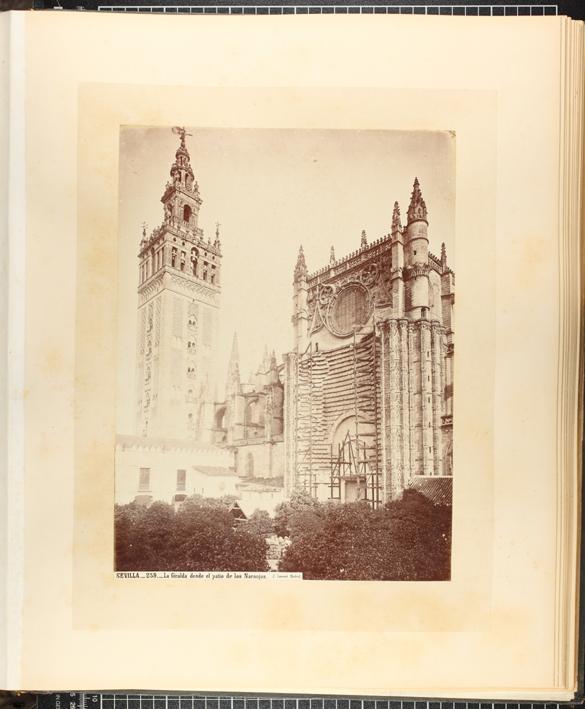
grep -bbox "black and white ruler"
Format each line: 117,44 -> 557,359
30,0 -> 585,18
34,696 -> 581,709
90,5 -> 558,14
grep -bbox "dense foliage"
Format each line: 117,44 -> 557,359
276,489 -> 451,580
115,489 -> 451,580
115,496 -> 269,572
246,509 -> 275,538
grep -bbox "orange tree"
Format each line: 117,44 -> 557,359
114,496 -> 268,572
277,489 -> 451,581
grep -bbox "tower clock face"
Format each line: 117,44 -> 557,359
328,283 -> 370,337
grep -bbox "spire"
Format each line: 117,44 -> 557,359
391,201 -> 402,235
294,244 -> 308,282
361,229 -> 368,247
266,349 -> 279,384
214,222 -> 221,250
226,332 -> 240,396
262,344 -> 270,371
169,126 -> 196,193
330,246 -> 336,265
407,177 -> 428,225
173,125 -> 189,150
230,332 -> 239,363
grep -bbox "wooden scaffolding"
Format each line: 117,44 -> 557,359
294,325 -> 383,507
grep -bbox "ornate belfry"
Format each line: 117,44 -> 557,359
135,128 -> 222,442
284,179 -> 455,505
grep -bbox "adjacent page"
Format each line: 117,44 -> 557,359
9,11 -> 582,698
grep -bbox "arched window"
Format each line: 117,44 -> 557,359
245,400 -> 258,425
215,407 -> 226,430
183,204 -> 192,223
246,452 -> 254,477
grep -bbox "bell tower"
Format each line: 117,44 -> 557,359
161,127 -> 203,237
135,127 -> 222,442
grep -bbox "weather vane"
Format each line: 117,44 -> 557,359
172,126 -> 192,147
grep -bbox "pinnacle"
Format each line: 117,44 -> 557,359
409,177 -> 422,203
229,332 -> 239,363
294,244 -> 308,281
361,229 -> 368,247
392,201 -> 402,232
407,176 -> 428,224
226,331 -> 241,395
168,126 -> 195,195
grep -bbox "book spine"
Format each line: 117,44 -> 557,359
0,10 -> 26,691
0,11 -> 9,691
554,16 -> 585,696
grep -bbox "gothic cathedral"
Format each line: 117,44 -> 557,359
119,129 -> 454,512
283,179 -> 454,505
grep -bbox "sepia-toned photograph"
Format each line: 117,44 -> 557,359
114,126 -> 455,580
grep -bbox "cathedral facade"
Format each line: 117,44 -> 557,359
282,179 -> 454,506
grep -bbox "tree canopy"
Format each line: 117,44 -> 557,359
115,489 -> 451,580
115,496 -> 269,572
277,489 -> 451,580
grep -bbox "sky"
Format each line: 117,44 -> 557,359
116,127 -> 455,434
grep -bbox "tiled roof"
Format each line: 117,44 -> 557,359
133,494 -> 153,507
116,433 -> 227,454
192,465 -> 237,477
228,501 -> 248,520
239,476 -> 284,487
408,476 -> 453,506
235,499 -> 258,518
